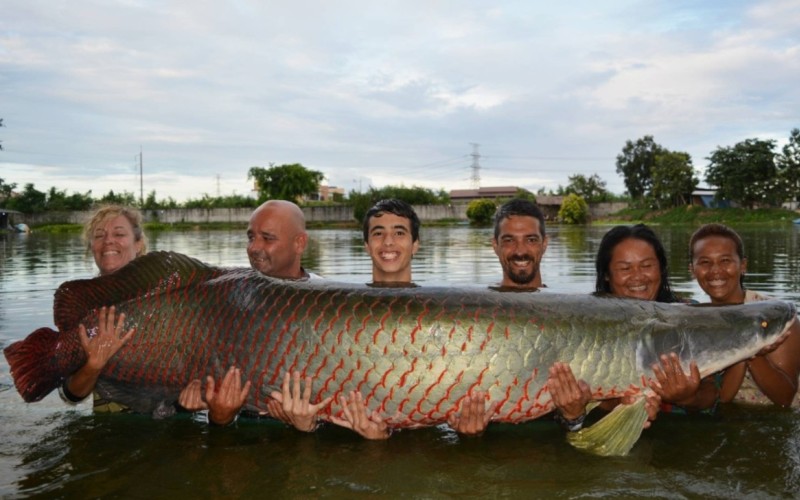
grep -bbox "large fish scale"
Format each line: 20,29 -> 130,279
5,251 -> 796,430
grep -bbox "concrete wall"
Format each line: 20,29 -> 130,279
15,201 -> 626,226
17,204 -> 471,226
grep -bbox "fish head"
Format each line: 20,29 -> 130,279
636,299 -> 797,377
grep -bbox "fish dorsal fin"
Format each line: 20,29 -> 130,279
53,251 -> 222,332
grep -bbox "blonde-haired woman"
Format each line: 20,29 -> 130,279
60,205 -> 147,411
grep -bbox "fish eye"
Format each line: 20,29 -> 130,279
761,320 -> 768,329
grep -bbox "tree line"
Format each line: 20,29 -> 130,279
2,127 -> 798,214
615,128 -> 800,209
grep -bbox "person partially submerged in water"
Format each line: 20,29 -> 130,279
59,205 -> 147,412
689,223 -> 800,407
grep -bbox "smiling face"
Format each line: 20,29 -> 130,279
691,235 -> 747,304
246,202 -> 307,279
91,215 -> 143,275
365,212 -> 419,283
492,215 -> 548,288
606,237 -> 661,301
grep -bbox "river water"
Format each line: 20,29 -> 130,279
1,224 -> 799,498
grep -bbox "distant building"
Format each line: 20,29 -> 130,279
691,188 -> 732,208
449,186 -> 563,219
306,185 -> 346,202
449,186 -> 520,202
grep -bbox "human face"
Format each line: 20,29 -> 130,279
690,235 -> 747,304
91,215 -> 142,275
246,205 -> 306,279
492,215 -> 548,288
365,212 -> 419,282
606,237 -> 661,301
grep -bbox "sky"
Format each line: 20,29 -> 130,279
1,0 -> 799,202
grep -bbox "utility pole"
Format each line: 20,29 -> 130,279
469,143 -> 481,189
139,146 -> 143,206
216,174 -> 221,197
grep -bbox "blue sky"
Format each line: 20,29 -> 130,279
1,0 -> 798,202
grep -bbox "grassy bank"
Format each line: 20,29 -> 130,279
600,206 -> 799,225
25,207 -> 799,234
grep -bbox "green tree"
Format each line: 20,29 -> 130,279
564,174 -> 610,203
650,151 -> 697,208
0,177 -> 17,206
45,187 -> 93,211
248,163 -> 324,202
349,190 -> 371,223
7,183 -> 47,213
616,136 -> 665,200
514,188 -> 537,202
184,193 -> 258,209
705,138 -> 780,208
348,185 -> 450,222
558,193 -> 589,224
777,128 -> 800,204
143,190 -> 160,210
98,190 -> 138,206
466,198 -> 496,225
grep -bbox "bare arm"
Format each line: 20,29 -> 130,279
719,361 -> 747,403
747,319 -> 800,406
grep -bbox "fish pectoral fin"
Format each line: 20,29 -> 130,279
567,397 -> 647,457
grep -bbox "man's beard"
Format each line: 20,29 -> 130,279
506,256 -> 538,285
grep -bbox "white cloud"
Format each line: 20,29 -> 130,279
1,0 -> 798,201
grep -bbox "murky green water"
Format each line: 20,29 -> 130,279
1,224 -> 799,498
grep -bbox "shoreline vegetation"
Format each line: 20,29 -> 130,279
15,206 -> 800,234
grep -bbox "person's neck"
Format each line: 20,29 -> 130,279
710,287 -> 746,305
501,276 -> 542,289
372,269 -> 411,283
266,266 -> 307,280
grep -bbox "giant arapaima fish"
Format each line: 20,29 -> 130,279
4,251 -> 796,456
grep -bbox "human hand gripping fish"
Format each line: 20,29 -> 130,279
548,362 -> 660,431
80,306 -> 135,368
63,306 -> 135,402
331,391 -> 391,439
178,366 -> 251,425
266,371 -> 334,432
446,391 -> 498,436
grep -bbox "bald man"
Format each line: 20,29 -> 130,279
246,200 -> 314,279
178,200 -> 330,427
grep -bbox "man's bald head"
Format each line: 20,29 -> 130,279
246,200 -> 309,278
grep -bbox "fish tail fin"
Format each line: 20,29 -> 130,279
567,397 -> 647,456
3,327 -> 83,402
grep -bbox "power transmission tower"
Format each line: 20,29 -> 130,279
469,143 -> 481,189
